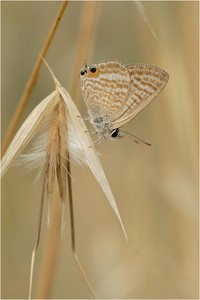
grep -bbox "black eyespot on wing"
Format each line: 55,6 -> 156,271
80,69 -> 87,76
111,128 -> 119,138
89,66 -> 97,73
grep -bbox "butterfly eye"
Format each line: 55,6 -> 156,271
89,66 -> 97,73
80,69 -> 87,76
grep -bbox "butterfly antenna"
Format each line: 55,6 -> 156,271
83,57 -> 87,68
121,130 -> 151,146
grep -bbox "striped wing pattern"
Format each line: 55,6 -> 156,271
80,61 -> 169,134
111,64 -> 169,129
80,61 -> 130,120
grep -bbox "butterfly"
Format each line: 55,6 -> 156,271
80,61 -> 169,140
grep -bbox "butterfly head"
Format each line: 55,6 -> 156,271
80,64 -> 99,78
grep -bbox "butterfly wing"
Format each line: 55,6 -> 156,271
80,61 -> 130,120
111,64 -> 169,130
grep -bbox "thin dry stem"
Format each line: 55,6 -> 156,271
36,190 -> 61,298
67,153 -> 97,299
135,1 -> 171,59
28,176 -> 46,299
2,1 -> 68,156
67,153 -> 75,250
73,253 -> 97,299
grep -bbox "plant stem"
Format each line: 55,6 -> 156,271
2,1 -> 69,156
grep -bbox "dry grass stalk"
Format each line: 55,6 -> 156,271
1,1 -> 69,157
36,3 -> 102,296
1,61 -> 127,298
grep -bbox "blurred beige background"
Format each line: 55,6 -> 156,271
2,1 -> 198,299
